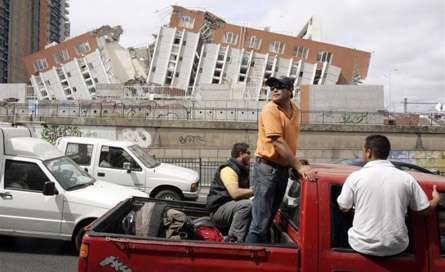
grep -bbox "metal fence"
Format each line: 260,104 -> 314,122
1,101 -> 444,126
159,158 -> 255,187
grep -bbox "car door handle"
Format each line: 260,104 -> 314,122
97,172 -> 105,177
0,192 -> 12,199
84,168 -> 88,172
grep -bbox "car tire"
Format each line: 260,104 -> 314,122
154,189 -> 181,200
74,227 -> 86,252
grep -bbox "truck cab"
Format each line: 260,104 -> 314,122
0,126 -> 147,251
56,137 -> 200,201
79,163 -> 445,271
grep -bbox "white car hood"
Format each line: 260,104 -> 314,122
65,180 -> 147,209
154,163 -> 199,182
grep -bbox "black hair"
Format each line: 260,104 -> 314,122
231,142 -> 250,158
364,135 -> 391,159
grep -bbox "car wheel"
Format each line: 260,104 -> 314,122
74,227 -> 86,252
154,189 -> 181,200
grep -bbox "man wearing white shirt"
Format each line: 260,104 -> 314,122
337,135 -> 441,256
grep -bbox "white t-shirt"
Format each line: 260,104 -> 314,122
337,160 -> 430,256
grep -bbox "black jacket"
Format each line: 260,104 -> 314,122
206,158 -> 250,213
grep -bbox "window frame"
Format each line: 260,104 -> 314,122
4,159 -> 50,192
317,51 -> 333,63
279,179 -> 301,229
65,143 -> 94,166
53,48 -> 70,64
75,42 -> 91,55
248,36 -> 262,50
98,145 -> 142,171
223,32 -> 239,45
33,58 -> 48,72
269,40 -> 285,54
179,15 -> 195,29
329,183 -> 416,255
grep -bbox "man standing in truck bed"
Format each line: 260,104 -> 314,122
245,77 -> 316,244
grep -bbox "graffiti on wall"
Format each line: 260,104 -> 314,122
41,125 -> 82,144
341,112 -> 368,124
177,135 -> 207,145
120,128 -> 153,148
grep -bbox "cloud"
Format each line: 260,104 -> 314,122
69,0 -> 445,112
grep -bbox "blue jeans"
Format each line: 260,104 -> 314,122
245,161 -> 289,243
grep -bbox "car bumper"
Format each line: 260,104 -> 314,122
183,189 -> 200,200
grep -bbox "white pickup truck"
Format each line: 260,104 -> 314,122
0,125 -> 147,251
56,137 -> 200,201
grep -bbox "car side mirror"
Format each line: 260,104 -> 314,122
43,181 -> 58,196
123,162 -> 131,173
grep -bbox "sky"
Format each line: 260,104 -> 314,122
70,0 -> 445,112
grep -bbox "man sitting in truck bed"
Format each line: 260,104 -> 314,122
337,134 -> 441,256
207,143 -> 253,242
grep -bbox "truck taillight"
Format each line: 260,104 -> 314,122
79,243 -> 89,258
78,243 -> 89,271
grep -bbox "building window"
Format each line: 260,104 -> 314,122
317,51 -> 333,63
269,41 -> 285,54
223,32 -> 238,45
248,36 -> 262,50
294,46 -> 309,59
53,49 -> 70,64
33,58 -> 48,72
179,15 -> 195,29
75,42 -> 91,55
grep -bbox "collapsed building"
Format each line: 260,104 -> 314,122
23,25 -> 149,100
146,6 -> 371,100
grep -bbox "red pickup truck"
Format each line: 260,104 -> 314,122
78,164 -> 445,272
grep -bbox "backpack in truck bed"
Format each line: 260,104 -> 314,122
122,202 -> 168,237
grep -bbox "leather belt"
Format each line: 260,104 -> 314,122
255,157 -> 287,169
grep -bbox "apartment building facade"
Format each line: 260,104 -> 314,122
147,6 -> 371,100
0,0 -> 70,84
23,26 -> 148,100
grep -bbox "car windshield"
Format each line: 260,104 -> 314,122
128,145 -> 160,168
44,156 -> 95,190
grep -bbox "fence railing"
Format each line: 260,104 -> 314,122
159,158 -> 255,187
1,102 -> 444,126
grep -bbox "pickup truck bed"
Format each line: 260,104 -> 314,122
80,197 -> 299,272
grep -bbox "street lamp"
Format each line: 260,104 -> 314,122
383,68 -> 398,112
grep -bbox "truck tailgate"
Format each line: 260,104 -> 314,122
81,235 -> 299,272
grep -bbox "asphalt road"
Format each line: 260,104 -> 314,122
0,235 -> 80,272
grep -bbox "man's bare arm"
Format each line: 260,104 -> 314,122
225,183 -> 253,200
272,136 -> 317,181
417,185 -> 441,216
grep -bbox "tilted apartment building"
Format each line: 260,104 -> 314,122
23,26 -> 148,100
147,6 -> 371,100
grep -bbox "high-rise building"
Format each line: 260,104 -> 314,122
0,0 -> 70,84
23,26 -> 149,100
147,6 -> 371,100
